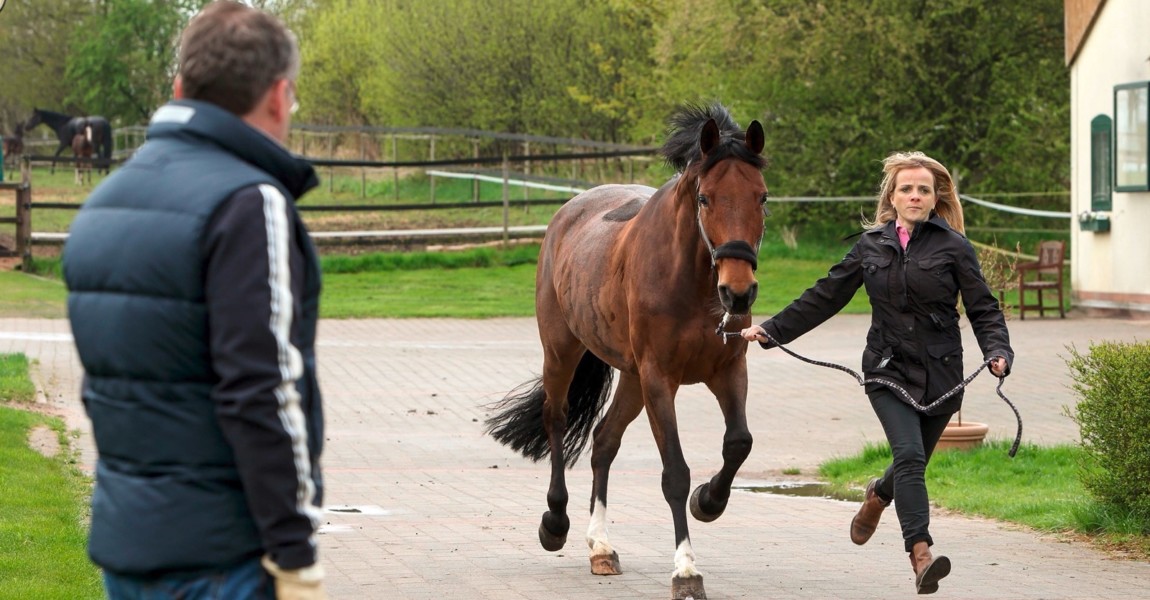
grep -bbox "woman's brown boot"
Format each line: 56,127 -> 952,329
849,478 -> 890,545
910,541 -> 950,595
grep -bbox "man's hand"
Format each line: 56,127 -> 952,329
990,356 -> 1008,377
261,555 -> 328,600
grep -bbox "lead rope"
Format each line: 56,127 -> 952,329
716,323 -> 1022,457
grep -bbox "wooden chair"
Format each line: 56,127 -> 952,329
1016,240 -> 1065,319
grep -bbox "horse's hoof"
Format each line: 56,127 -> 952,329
538,521 -> 567,552
671,574 -> 706,600
689,483 -> 726,523
590,551 -> 622,575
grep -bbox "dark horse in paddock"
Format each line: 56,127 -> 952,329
486,103 -> 769,600
25,108 -> 113,174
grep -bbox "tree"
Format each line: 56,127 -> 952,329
292,0 -> 1069,214
298,0 -> 655,142
0,0 -> 90,131
742,0 -> 1068,197
295,0 -> 385,126
65,0 -> 207,124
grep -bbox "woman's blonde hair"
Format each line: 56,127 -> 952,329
863,151 -> 964,234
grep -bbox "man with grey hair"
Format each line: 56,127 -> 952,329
63,2 -> 326,598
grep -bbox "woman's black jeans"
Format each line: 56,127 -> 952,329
868,388 -> 954,553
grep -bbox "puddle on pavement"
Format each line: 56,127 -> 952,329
736,482 -> 864,503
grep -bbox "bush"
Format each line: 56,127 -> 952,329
1065,341 -> 1150,528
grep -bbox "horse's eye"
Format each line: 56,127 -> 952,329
697,194 -> 709,207
760,193 -> 769,205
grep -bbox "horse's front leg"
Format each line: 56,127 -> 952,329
586,372 -> 644,575
691,364 -> 752,522
52,145 -> 66,175
643,374 -> 707,600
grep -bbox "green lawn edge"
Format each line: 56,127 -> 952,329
0,354 -> 102,600
818,440 -> 1150,557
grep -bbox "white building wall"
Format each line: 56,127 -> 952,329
1069,0 -> 1150,313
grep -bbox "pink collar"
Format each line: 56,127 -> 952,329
896,223 -> 910,250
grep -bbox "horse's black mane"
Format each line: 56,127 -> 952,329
660,103 -> 766,173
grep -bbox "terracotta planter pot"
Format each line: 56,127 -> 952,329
936,421 -> 989,451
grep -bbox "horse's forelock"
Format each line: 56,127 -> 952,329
660,103 -> 763,174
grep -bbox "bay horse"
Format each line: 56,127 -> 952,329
2,123 -> 24,169
72,119 -> 94,185
25,108 -> 113,175
486,103 -> 768,600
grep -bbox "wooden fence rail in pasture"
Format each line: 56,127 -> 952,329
24,154 -> 127,172
22,146 -> 659,252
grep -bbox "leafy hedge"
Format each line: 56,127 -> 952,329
1066,341 -> 1150,526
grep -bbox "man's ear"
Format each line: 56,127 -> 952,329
272,79 -> 292,120
173,76 -> 185,100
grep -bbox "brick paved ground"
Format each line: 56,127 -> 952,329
3,313 -> 1150,599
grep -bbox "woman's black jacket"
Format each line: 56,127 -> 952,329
759,215 -> 1014,416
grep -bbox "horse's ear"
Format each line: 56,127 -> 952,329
746,120 -> 765,155
699,118 -> 720,156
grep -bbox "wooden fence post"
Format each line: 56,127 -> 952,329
392,134 -> 399,201
16,158 -> 32,271
522,141 -> 530,203
502,152 -> 510,248
327,132 -> 334,193
472,139 -> 480,203
429,135 -> 436,204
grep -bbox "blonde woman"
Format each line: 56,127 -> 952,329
742,151 -> 1012,594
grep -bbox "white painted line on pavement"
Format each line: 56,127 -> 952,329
0,332 -> 73,342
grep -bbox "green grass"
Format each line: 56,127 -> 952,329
0,270 -> 68,319
322,263 -> 538,318
819,440 -> 1150,555
0,355 -> 37,402
20,164 -> 569,233
759,257 -> 869,315
17,241 -> 870,319
321,243 -> 541,273
0,354 -> 102,600
25,164 -> 1044,319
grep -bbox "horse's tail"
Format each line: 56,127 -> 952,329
485,351 -> 614,469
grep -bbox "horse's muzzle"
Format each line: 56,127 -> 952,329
718,282 -> 758,315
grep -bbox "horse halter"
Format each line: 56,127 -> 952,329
693,176 -> 763,271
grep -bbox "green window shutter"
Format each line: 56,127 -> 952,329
1091,114 -> 1113,211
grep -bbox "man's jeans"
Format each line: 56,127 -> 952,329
103,556 -> 275,600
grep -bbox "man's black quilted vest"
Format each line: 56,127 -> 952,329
63,100 -> 319,575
